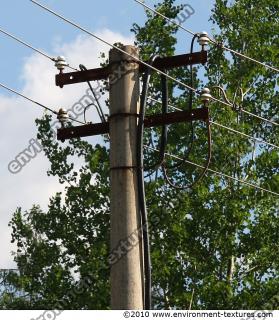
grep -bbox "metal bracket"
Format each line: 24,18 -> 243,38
57,107 -> 209,141
56,51 -> 207,87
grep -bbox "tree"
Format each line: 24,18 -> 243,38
2,0 -> 278,310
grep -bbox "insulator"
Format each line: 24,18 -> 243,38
198,31 -> 209,50
200,88 -> 212,105
57,108 -> 69,127
55,56 -> 68,72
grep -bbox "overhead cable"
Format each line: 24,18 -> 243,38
137,55 -> 160,309
0,26 -> 78,71
144,145 -> 279,197
29,0 -> 198,94
0,81 -> 85,125
133,0 -> 279,73
30,0 -> 274,121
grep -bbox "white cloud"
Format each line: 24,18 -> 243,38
0,29 -> 134,268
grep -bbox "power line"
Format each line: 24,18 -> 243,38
144,145 -> 279,197
28,2 -> 278,307
0,27 -> 78,71
210,38 -> 279,73
148,96 -> 181,111
29,1 -> 278,175
162,120 -> 212,190
0,27 -> 54,61
29,0 -> 279,133
134,0 -> 279,74
29,0 -> 197,94
241,109 -> 279,127
31,0 -> 259,121
0,81 -> 85,125
0,81 -> 56,114
30,0 -> 272,123
211,95 -> 279,127
211,85 -> 279,127
210,121 -> 279,150
134,0 -> 196,36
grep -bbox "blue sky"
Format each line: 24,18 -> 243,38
0,0 -> 215,87
0,0 -> 215,268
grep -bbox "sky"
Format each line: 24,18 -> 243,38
0,0 -> 215,269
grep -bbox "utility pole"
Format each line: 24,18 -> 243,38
55,46 -> 208,310
109,46 -> 143,309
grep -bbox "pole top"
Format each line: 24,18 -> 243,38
109,45 -> 139,63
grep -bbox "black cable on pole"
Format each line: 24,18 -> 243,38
79,64 -> 106,123
144,73 -> 169,179
82,103 -> 93,123
159,74 -> 168,164
137,55 -> 158,309
162,120 -> 212,190
189,35 -> 199,111
166,33 -> 198,171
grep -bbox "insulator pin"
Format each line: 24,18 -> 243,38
198,31 -> 209,50
57,108 -> 69,127
200,87 -> 212,105
55,56 -> 68,72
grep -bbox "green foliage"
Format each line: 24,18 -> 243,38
2,0 -> 278,310
4,121 -> 111,309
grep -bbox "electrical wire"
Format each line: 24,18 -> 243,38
68,117 -> 86,125
30,0 -> 279,132
79,64 -> 106,123
0,27 -> 78,71
241,110 -> 279,126
0,81 -> 86,125
145,73 -> 169,178
210,121 -> 279,150
148,96 -> 182,112
165,34 -> 198,171
158,74 -> 168,166
28,2 -> 279,300
31,0 -> 276,125
209,94 -> 279,124
147,96 -> 279,181
148,96 -> 181,111
188,35 -> 198,111
211,86 -> 279,127
137,56 -> 159,309
143,51 -> 212,190
209,37 -> 279,73
0,81 -> 57,114
144,145 -> 279,197
0,27 -> 54,61
29,0 -> 198,93
134,0 -> 195,36
145,64 -> 212,190
133,0 -> 279,74
162,119 -> 212,190
82,103 -> 94,123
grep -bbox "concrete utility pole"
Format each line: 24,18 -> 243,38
109,45 -> 144,309
56,45 -> 208,310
